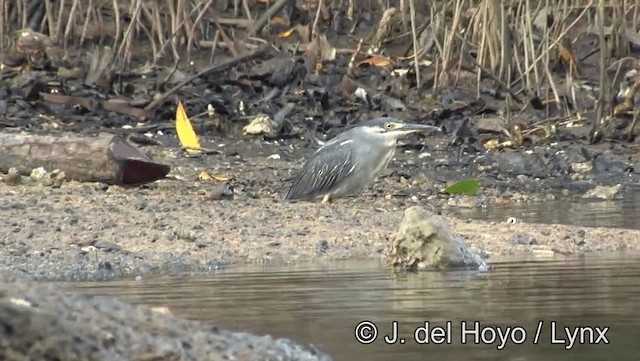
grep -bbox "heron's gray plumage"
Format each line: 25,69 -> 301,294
286,139 -> 358,200
284,117 -> 440,201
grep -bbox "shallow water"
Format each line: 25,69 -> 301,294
451,187 -> 640,230
66,254 -> 640,361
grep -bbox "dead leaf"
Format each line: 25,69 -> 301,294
557,38 -> 580,75
277,28 -> 296,38
175,100 -> 202,154
483,139 -> 513,150
243,114 -> 277,136
357,56 -> 392,68
198,171 -> 230,182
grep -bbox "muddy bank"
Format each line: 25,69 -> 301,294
0,272 -> 332,361
1,145 -> 639,281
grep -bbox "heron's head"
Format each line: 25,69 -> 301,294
358,117 -> 441,142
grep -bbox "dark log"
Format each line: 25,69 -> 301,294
0,134 -> 170,185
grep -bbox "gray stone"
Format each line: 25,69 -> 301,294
387,206 -> 488,271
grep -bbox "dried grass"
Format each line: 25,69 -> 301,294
1,0 -> 636,121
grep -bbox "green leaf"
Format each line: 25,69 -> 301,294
444,178 -> 480,195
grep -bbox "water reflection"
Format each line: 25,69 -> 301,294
65,254 -> 640,361
450,188 -> 640,230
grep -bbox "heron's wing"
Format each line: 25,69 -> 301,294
285,140 -> 357,200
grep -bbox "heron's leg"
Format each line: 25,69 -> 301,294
321,194 -> 331,204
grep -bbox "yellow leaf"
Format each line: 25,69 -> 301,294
198,171 -> 230,182
357,56 -> 392,68
175,100 -> 201,154
199,171 -> 213,180
277,28 -> 296,38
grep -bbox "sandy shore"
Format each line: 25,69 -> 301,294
1,150 -> 638,281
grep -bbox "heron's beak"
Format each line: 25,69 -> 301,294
396,123 -> 442,135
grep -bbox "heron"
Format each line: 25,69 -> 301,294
284,117 -> 441,203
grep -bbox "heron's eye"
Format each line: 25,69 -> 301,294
384,122 -> 395,130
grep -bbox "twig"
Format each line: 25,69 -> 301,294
209,30 -> 219,64
311,0 -> 324,39
251,0 -> 290,36
145,44 -> 270,111
347,38 -> 363,73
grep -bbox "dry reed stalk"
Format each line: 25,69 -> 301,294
0,0 -> 5,50
63,0 -> 80,48
510,0 -> 527,98
115,0 -> 143,68
441,0 -> 465,76
452,23 -> 470,89
408,0 -> 420,90
242,0 -> 252,20
148,2 -> 163,57
55,0 -> 65,41
347,0 -> 355,21
428,3 -> 449,96
400,0 -> 408,32
93,1 -> 105,44
44,0 -> 55,40
475,2 -> 487,98
136,9 -> 159,60
167,0 -> 177,45
595,0 -> 607,132
634,0 -> 639,31
113,0 -> 121,49
494,0 -> 512,82
180,0 -> 195,48
209,30 -> 219,63
311,0 -> 324,38
515,1 -> 593,97
186,0 -> 215,63
138,6 -> 159,60
541,0 -> 561,114
521,0 -> 541,95
21,0 -> 27,29
79,0 -> 93,45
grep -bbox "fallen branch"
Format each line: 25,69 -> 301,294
0,134 -> 170,185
